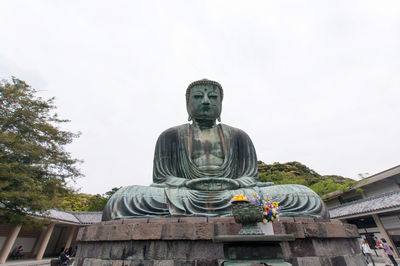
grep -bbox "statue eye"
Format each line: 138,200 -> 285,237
193,94 -> 203,99
209,94 -> 218,99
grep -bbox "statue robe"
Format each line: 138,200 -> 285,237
102,124 -> 329,220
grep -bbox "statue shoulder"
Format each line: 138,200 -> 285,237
157,123 -> 189,139
219,123 -> 252,139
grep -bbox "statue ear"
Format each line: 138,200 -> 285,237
217,116 -> 221,122
188,115 -> 192,121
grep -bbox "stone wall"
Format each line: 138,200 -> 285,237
75,217 -> 366,266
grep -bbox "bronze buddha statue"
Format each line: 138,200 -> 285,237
102,79 -> 329,220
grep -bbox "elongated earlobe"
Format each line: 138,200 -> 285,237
217,116 -> 221,122
188,115 -> 192,121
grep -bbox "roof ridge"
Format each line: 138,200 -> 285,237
70,212 -> 83,223
363,164 -> 400,180
329,190 -> 400,211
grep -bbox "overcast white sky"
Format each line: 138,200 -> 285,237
1,0 -> 399,194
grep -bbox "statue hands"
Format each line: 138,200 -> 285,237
186,177 -> 240,191
151,176 -> 187,188
236,176 -> 257,188
151,176 -> 273,190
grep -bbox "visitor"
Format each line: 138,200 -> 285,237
374,236 -> 392,265
380,238 -> 398,266
361,239 -> 375,265
11,246 -> 23,259
59,248 -> 71,266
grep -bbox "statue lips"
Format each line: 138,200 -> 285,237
200,106 -> 215,117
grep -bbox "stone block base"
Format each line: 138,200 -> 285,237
75,217 -> 366,266
50,258 -> 75,266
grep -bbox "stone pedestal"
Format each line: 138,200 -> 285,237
74,217 -> 366,266
214,234 -> 294,265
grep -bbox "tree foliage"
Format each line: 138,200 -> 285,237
258,161 -> 357,197
59,187 -> 121,212
0,77 -> 82,225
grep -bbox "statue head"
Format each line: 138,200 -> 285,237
186,79 -> 224,122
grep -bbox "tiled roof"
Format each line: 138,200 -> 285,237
32,210 -> 102,224
45,209 -> 81,223
329,190 -> 400,219
71,211 -> 103,224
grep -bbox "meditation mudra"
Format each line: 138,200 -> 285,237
102,79 -> 329,220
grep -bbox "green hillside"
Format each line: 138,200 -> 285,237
257,161 -> 357,197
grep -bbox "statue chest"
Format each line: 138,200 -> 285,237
190,127 -> 225,168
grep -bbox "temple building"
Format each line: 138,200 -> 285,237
325,164 -> 400,258
0,211 -> 101,264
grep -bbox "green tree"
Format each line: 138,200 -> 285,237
59,192 -> 94,212
0,77 -> 82,226
104,187 -> 121,199
60,187 -> 122,212
86,186 -> 121,211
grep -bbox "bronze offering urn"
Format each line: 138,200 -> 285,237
231,200 -> 264,235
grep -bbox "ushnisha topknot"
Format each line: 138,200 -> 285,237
186,79 -> 224,105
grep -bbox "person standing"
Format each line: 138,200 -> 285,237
59,249 -> 71,266
375,236 -> 392,266
11,246 -> 23,260
380,238 -> 398,266
362,239 -> 376,265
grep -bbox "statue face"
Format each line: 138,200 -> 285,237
188,84 -> 222,120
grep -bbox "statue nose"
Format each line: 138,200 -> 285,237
202,96 -> 210,105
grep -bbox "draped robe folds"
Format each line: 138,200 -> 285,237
102,124 -> 329,220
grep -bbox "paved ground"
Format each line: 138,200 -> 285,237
3,255 -> 399,265
368,254 -> 400,265
3,258 -> 54,266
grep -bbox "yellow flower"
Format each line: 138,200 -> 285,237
272,202 -> 279,208
232,194 -> 248,201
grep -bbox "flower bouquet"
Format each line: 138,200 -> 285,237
231,191 -> 281,235
248,190 -> 281,223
